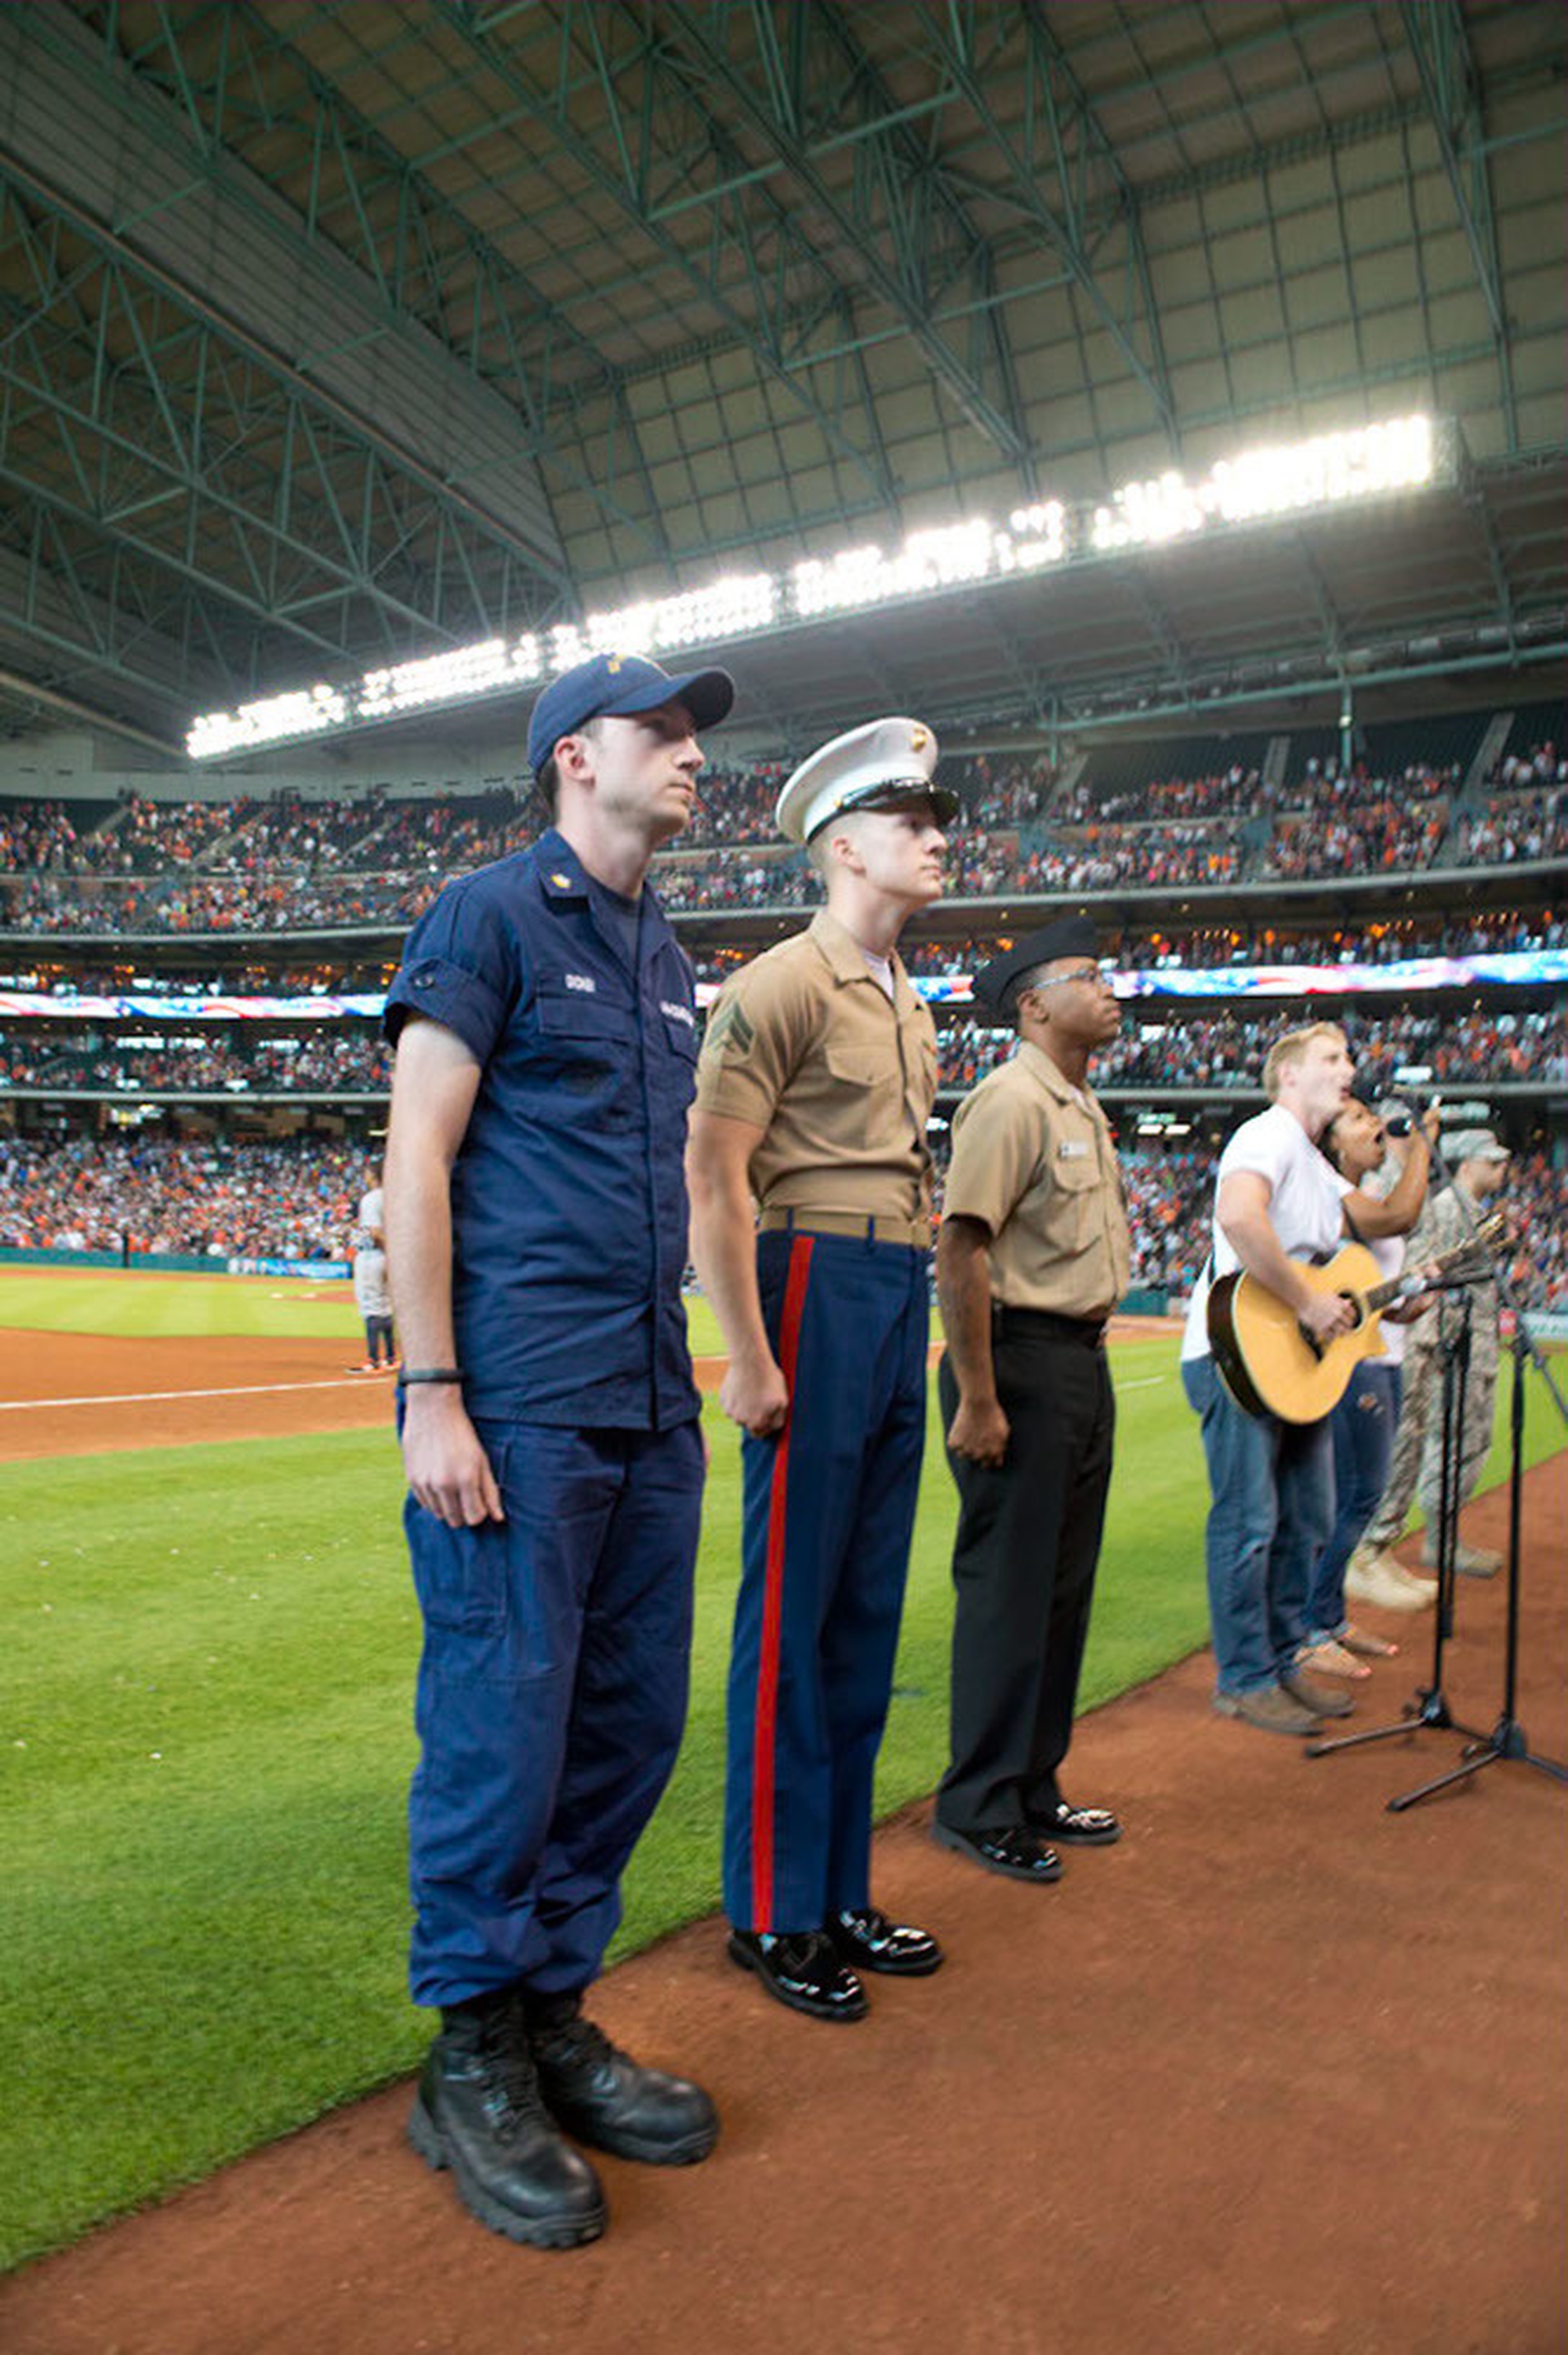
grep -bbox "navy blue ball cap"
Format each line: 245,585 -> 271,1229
974,914 -> 1102,1011
528,652 -> 735,772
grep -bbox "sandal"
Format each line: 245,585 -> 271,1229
1340,1622 -> 1399,1661
1294,1637 -> 1370,1681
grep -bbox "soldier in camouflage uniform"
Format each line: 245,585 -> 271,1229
1353,1129 -> 1510,1583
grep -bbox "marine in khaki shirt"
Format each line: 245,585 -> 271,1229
695,905 -> 937,1234
686,715 -> 955,2026
931,914 -> 1130,1884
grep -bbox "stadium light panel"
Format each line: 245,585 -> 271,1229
186,413 -> 1447,760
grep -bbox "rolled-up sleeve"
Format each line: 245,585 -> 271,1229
383,877 -> 517,1065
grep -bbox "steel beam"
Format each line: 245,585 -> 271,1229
1399,0 -> 1518,451
655,3 -> 1036,474
432,0 -> 902,514
0,179 -> 574,686
0,5 -> 572,581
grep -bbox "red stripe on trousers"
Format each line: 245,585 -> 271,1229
750,1234 -> 815,1930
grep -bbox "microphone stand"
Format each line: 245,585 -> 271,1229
1307,1291 -> 1480,1774
1385,1131 -> 1567,1806
1308,1123 -> 1568,1804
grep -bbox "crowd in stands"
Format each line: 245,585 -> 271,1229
0,1030 -> 393,1093
5,1127 -> 1563,1311
0,1132 -> 368,1262
1450,786 -> 1568,868
2,903 -> 1556,1003
1489,739 -> 1564,789
4,1006 -> 1563,1103
1,870 -> 444,936
1258,782 -> 1450,879
933,1009 -> 1568,1096
1054,758 -> 1451,830
5,728 -> 1563,936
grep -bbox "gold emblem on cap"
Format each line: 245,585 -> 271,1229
911,725 -> 927,750
606,653 -> 622,673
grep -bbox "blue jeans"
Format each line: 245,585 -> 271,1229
1181,1354 -> 1335,1695
1308,1362 -> 1402,1641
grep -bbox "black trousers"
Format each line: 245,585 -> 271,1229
935,1317 -> 1115,1834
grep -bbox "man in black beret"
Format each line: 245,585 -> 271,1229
931,916 -> 1131,1881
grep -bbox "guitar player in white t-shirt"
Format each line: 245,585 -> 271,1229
1180,1024 -> 1433,1737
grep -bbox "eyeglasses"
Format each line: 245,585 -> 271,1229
1031,965 -> 1109,989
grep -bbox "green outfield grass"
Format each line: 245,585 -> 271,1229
0,1267 -> 732,1355
2,1273 -> 1563,2269
0,1267 -> 365,1341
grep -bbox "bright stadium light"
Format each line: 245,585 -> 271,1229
186,412 -> 1448,758
1091,415 -> 1436,552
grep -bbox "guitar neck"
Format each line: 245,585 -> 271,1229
1356,1221 -> 1501,1318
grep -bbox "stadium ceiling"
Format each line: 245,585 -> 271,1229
0,0 -> 1564,758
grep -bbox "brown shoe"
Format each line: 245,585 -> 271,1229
1214,1684 -> 1321,1735
1280,1666 -> 1355,1719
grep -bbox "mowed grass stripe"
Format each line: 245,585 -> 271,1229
3,1336 -> 1563,2267
0,1270 -> 365,1342
0,1270 -> 736,1356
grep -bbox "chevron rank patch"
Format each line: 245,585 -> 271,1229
702,998 -> 756,1061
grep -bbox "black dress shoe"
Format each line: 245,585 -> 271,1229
726,1928 -> 869,2022
407,1991 -> 607,2248
1031,1798 -> 1122,1848
526,1992 -> 718,2166
931,1821 -> 1062,1883
828,1906 -> 944,1976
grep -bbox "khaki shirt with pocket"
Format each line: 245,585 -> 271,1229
945,1040 -> 1131,1319
695,909 -> 936,1221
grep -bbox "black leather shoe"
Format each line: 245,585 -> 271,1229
407,1992 -> 606,2248
828,1906 -> 944,1976
726,1928 -> 869,2022
1031,1798 -> 1122,1848
526,1992 -> 718,2166
931,1820 -> 1062,1883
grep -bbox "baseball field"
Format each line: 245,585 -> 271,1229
2,1265 -> 1563,2271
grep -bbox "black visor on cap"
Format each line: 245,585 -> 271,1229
807,777 -> 959,838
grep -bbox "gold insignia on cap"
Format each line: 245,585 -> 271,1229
911,726 -> 927,750
606,653 -> 622,673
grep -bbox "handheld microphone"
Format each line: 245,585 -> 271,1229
1381,1092 -> 1441,1139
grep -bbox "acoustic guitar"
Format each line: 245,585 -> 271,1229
1206,1219 -> 1502,1424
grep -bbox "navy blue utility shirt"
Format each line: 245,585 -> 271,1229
383,828 -> 700,1430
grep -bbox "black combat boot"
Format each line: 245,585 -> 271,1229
525,1990 -> 719,2165
408,1987 -> 607,2248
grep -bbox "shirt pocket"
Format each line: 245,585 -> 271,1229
822,1038 -> 902,1138
528,977 -> 640,1117
535,977 -> 637,1041
1044,1150 -> 1105,1257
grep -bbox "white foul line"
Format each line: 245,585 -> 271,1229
0,1377 -> 381,1412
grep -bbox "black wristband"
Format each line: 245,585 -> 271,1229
401,1368 -> 463,1385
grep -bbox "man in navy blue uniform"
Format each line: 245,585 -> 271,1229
686,718 -> 955,2024
382,652 -> 731,2248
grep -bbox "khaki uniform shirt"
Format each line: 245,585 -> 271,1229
945,1040 -> 1131,1320
694,908 -> 937,1221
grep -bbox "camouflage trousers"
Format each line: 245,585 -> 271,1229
1362,1335 -> 1498,1554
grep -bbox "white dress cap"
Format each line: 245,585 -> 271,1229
775,715 -> 953,844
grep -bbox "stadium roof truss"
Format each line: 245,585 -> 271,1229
0,0 -> 1563,754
